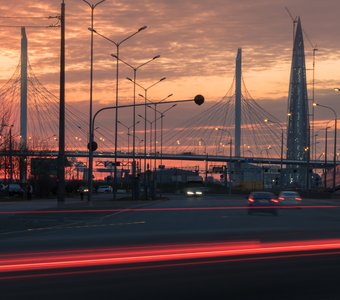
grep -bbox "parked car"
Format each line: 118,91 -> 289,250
247,191 -> 279,216
5,183 -> 25,196
278,191 -> 302,207
96,185 -> 113,193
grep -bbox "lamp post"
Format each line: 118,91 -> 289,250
136,136 -> 144,172
57,0 -> 66,203
145,104 -> 177,198
314,103 -> 337,191
260,146 -> 272,158
117,120 -> 140,163
198,139 -> 207,155
90,25 -> 147,200
264,118 -> 285,187
127,77 -> 166,186
150,94 -> 173,172
227,138 -> 233,194
138,114 -> 153,169
246,149 -> 254,157
313,133 -> 319,160
3,124 -> 13,183
324,126 -> 331,189
146,101 -> 176,168
82,1 -> 106,202
215,127 -> 232,156
113,55 -> 160,200
176,140 -> 181,154
87,95 -> 204,200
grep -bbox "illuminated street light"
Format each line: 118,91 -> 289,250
263,118 -> 285,187
314,102 -> 337,191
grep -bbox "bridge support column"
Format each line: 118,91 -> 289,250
235,48 -> 242,158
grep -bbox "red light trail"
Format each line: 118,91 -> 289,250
0,205 -> 338,215
1,239 -> 340,278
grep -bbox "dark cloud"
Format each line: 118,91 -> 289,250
1,0 -> 340,131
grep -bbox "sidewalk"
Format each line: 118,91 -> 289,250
0,193 -> 167,213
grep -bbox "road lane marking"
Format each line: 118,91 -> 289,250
0,221 -> 146,235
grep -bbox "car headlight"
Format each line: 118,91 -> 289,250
195,191 -> 203,195
187,191 -> 194,195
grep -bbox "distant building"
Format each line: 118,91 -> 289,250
286,18 -> 310,187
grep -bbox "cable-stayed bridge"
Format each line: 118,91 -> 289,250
0,25 -> 338,190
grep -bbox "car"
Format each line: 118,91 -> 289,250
96,185 -> 113,193
185,188 -> 204,197
247,191 -> 279,216
78,186 -> 89,193
278,191 -> 302,207
3,183 -> 25,196
184,178 -> 204,197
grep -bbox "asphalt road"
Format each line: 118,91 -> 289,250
1,194 -> 340,299
2,194 -> 340,250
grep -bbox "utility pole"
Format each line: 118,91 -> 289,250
20,27 -> 28,186
57,0 -> 65,203
324,126 -> 330,189
9,126 -> 13,183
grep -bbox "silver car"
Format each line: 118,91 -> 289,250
96,185 -> 113,193
278,191 -> 302,207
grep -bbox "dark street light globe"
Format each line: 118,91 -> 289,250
194,94 -> 205,106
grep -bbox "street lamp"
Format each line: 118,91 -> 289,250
87,95 -> 204,201
264,118 -> 285,187
117,120 -> 140,164
144,94 -> 176,171
138,114 -> 154,169
89,25 -> 147,200
3,124 -> 13,183
313,133 -> 319,160
324,125 -> 331,189
198,138 -> 207,155
127,77 -> 166,175
260,146 -> 272,158
148,103 -> 177,169
175,139 -> 181,154
313,102 -> 337,191
113,54 -> 160,200
82,0 -> 106,202
246,149 -> 254,157
215,127 -> 232,156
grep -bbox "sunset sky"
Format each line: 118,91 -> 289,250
1,0 -> 340,147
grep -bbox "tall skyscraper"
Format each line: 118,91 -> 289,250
286,18 -> 310,186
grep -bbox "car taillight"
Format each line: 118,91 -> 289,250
296,197 -> 302,201
279,197 -> 284,201
271,199 -> 279,203
248,198 -> 254,203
